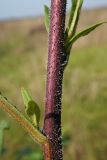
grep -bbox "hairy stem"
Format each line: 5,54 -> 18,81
44,0 -> 66,159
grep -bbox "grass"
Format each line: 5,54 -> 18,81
62,45 -> 107,160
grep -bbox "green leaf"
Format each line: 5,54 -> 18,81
44,5 -> 50,32
67,22 -> 107,46
68,0 -> 77,28
68,0 -> 83,37
21,88 -> 40,129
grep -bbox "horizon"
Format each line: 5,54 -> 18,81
0,0 -> 107,21
0,6 -> 107,23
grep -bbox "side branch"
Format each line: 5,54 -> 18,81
0,94 -> 46,145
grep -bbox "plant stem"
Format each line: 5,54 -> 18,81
44,0 -> 67,159
0,94 -> 47,146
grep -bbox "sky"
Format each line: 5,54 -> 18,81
0,0 -> 107,20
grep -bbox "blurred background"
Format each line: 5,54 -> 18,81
0,0 -> 107,160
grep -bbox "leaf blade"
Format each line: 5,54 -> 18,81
68,0 -> 77,29
68,0 -> 83,37
68,22 -> 107,46
44,5 -> 50,32
21,88 -> 40,129
21,87 -> 32,108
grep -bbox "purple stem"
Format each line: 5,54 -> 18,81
44,0 -> 67,159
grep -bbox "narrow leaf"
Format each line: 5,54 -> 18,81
68,0 -> 77,28
68,0 -> 83,37
44,5 -> 50,32
67,22 -> 107,46
21,88 -> 40,129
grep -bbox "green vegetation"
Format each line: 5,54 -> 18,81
0,37 -> 107,159
0,1 -> 107,159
